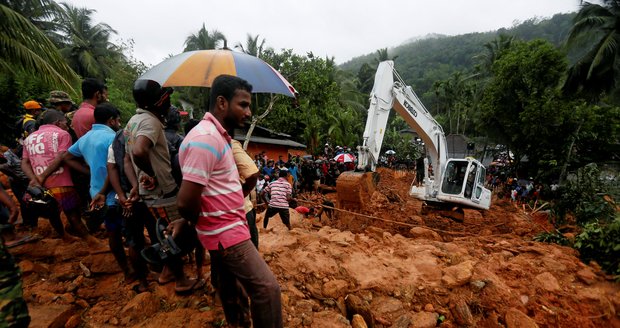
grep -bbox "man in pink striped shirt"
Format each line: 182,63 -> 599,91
177,75 -> 282,327
260,169 -> 293,230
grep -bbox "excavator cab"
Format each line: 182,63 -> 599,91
435,158 -> 491,210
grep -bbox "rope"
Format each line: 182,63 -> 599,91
294,198 -> 474,236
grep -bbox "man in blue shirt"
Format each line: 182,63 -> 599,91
63,103 -> 130,277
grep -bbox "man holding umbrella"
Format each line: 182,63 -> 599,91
177,75 -> 282,327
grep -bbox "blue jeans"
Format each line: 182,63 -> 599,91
210,239 -> 282,327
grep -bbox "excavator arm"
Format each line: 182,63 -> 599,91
356,61 -> 447,194
337,60 -> 491,211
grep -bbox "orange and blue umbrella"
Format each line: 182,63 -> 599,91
138,50 -> 296,97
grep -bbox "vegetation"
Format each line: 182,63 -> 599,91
574,214 -> 620,276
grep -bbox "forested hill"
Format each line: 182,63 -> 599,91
340,13 -> 575,100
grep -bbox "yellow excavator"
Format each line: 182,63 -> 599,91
336,61 -> 492,213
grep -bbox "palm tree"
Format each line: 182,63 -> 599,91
374,47 -> 398,64
235,34 -> 267,58
564,0 -> 620,99
0,2 -> 78,91
56,2 -> 119,79
303,113 -> 324,154
184,23 -> 227,51
474,34 -> 515,75
327,108 -> 362,147
2,0 -> 63,40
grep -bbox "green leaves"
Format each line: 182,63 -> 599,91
183,23 -> 227,51
565,1 -> 620,99
573,214 -> 620,276
0,3 -> 79,92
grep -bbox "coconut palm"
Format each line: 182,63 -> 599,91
55,2 -> 119,79
374,47 -> 398,64
235,34 -> 267,58
184,23 -> 227,51
327,108 -> 362,147
2,0 -> 63,40
564,0 -> 620,99
0,2 -> 78,91
474,34 -> 515,75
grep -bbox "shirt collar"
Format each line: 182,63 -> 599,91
203,112 -> 231,142
91,123 -> 115,133
79,102 -> 95,110
136,108 -> 164,127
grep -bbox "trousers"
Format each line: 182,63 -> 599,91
209,239 -> 282,328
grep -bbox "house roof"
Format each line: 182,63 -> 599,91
233,134 -> 306,148
232,125 -> 305,148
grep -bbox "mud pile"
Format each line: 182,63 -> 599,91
14,168 -> 620,327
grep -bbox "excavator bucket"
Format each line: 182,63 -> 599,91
336,171 -> 378,211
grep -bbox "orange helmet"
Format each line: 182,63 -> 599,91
23,100 -> 43,111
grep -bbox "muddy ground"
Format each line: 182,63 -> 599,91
12,168 -> 620,327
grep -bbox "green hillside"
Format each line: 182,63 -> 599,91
340,13 -> 576,102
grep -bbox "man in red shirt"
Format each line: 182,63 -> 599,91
71,78 -> 107,139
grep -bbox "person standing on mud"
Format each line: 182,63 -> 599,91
124,79 -> 199,294
21,109 -> 95,244
64,103 -> 131,277
261,169 -> 293,230
231,139 -> 260,249
177,75 -> 282,327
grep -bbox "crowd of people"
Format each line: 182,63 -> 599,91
0,75 -> 292,327
486,165 -> 547,205
252,145 -> 357,199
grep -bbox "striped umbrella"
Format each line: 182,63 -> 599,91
138,50 -> 296,97
334,153 -> 356,163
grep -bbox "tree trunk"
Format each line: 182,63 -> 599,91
559,120 -> 583,184
243,94 -> 277,150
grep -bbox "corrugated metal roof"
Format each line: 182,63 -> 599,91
233,134 -> 306,148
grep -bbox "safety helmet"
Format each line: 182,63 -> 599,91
23,100 -> 43,111
133,79 -> 173,109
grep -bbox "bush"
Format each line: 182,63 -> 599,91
555,163 -> 615,225
573,214 -> 620,276
533,230 -> 570,246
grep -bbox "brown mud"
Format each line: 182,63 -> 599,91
14,168 -> 620,327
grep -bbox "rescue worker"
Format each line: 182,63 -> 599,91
48,90 -> 74,114
17,100 -> 43,141
48,90 -> 78,141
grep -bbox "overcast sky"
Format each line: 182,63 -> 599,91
64,0 -> 580,67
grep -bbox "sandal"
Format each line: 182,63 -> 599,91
175,278 -> 206,295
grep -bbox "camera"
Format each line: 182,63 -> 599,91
141,218 -> 182,265
23,186 -> 56,209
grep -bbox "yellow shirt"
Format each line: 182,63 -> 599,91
231,140 -> 259,213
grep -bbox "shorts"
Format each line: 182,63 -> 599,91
48,187 -> 80,212
104,206 -> 123,232
145,196 -> 180,224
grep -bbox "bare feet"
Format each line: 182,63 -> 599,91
157,266 -> 175,285
61,234 -> 81,243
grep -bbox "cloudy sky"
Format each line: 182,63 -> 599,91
64,0 -> 580,67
